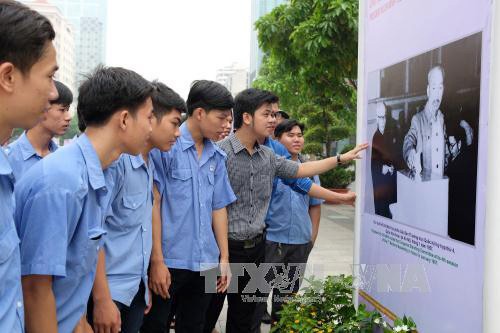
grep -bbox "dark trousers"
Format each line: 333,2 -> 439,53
252,240 -> 312,326
141,268 -> 215,333
87,282 -> 147,333
204,291 -> 225,333
205,236 -> 266,333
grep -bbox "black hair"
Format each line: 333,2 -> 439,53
0,1 -> 55,74
77,108 -> 85,132
151,80 -> 186,119
274,119 -> 305,138
277,110 -> 290,119
77,66 -> 154,131
233,88 -> 279,129
447,122 -> 466,145
186,80 -> 234,116
50,80 -> 73,107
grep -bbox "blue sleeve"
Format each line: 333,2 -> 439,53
212,156 -> 237,210
269,139 -> 313,194
15,189 -> 80,277
104,159 -> 125,220
309,175 -> 324,206
280,177 -> 313,194
269,139 -> 291,159
150,149 -> 168,196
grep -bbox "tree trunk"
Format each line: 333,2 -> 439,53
325,140 -> 332,158
323,108 -> 332,157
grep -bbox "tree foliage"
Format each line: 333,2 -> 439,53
253,0 -> 358,156
61,116 -> 80,141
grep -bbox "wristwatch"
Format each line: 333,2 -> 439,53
337,153 -> 342,165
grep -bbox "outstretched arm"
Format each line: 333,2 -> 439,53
295,143 -> 368,178
307,183 -> 356,205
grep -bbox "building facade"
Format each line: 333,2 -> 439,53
249,0 -> 287,84
216,63 -> 249,96
45,0 -> 107,85
22,0 -> 76,93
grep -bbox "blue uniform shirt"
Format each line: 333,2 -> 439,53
266,160 -> 323,244
0,148 -> 24,333
6,131 -> 58,180
104,154 -> 153,306
151,122 -> 236,271
14,134 -> 111,333
263,137 -> 312,194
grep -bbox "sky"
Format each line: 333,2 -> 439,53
106,0 -> 252,99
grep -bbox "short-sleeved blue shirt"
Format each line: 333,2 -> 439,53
151,122 -> 236,271
104,154 -> 153,306
264,137 -> 312,194
14,134 -> 112,333
0,148 -> 24,333
266,159 -> 323,244
6,131 -> 58,181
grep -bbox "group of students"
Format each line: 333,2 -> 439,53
0,2 -> 368,333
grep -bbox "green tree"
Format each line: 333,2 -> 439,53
253,0 -> 358,156
10,128 -> 23,141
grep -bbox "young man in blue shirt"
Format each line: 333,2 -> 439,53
7,80 -> 73,180
251,102 -> 360,328
14,67 -> 154,333
264,119 -> 325,324
141,80 -> 236,333
87,81 -> 185,333
215,88 -> 366,332
0,2 -> 59,332
263,99 -> 356,203
205,96 -> 359,333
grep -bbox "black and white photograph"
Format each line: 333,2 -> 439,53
364,32 -> 482,245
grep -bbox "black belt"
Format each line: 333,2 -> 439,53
228,233 -> 265,249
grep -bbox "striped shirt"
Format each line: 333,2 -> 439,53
217,133 -> 299,240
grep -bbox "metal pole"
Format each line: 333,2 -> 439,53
353,0 -> 366,309
483,0 -> 500,331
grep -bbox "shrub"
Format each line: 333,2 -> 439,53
272,275 -> 417,333
319,168 -> 355,189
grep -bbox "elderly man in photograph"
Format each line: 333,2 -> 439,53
371,102 -> 396,218
403,66 -> 446,177
446,123 -> 476,245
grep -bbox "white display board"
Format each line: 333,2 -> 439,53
354,1 -> 495,332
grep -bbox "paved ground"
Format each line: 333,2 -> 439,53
210,203 -> 356,333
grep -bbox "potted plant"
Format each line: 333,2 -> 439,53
271,275 -> 417,333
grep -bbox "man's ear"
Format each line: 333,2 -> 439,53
243,112 -> 252,126
118,109 -> 129,130
0,62 -> 16,94
193,107 -> 204,121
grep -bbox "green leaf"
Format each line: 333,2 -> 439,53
253,0 -> 359,157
